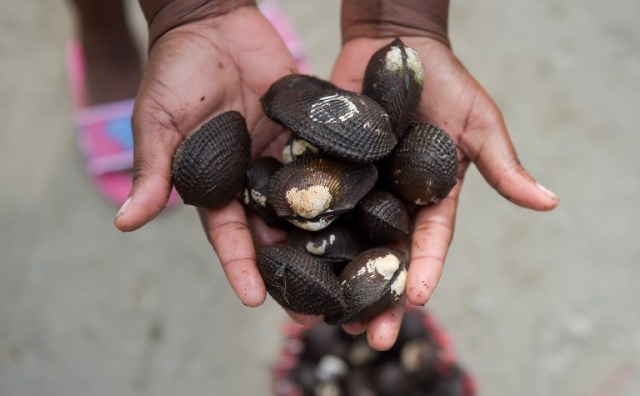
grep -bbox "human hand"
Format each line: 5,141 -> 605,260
330,1 -> 560,350
113,4 -> 295,305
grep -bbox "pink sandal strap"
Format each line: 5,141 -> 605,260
75,99 -> 136,177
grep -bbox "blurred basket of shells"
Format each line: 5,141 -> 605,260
171,38 -> 458,325
272,307 -> 475,396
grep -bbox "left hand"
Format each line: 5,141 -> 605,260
329,36 -> 559,350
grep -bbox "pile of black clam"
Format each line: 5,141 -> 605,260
171,38 -> 458,325
272,308 -> 475,396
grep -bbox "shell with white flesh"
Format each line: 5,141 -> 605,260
328,248 -> 407,325
243,156 -> 287,228
268,155 -> 378,231
363,37 -> 424,138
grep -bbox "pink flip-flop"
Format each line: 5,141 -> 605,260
66,39 -> 181,208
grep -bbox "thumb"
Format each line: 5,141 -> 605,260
113,98 -> 182,231
461,101 -> 559,211
460,94 -> 560,211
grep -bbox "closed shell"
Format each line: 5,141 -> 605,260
363,37 -> 424,138
287,222 -> 371,272
261,74 -> 397,163
243,156 -> 287,228
330,248 -> 407,324
171,111 -> 250,209
383,122 -> 458,205
355,190 -> 410,243
268,155 -> 378,231
257,245 -> 346,318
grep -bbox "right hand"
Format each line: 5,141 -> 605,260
114,5 -> 295,307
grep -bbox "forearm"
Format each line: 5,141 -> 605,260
139,0 -> 256,47
341,0 -> 450,46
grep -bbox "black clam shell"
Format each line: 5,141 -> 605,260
355,190 -> 410,244
268,155 -> 378,231
277,309 -> 476,396
383,122 -> 458,205
171,110 -> 251,209
302,324 -> 350,359
257,245 -> 346,318
287,222 -> 371,273
363,38 -> 424,138
261,74 -> 397,163
331,248 -> 407,324
243,156 -> 287,228
374,362 -> 414,396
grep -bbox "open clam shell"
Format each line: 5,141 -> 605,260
329,248 -> 407,324
268,155 -> 378,231
257,245 -> 346,318
355,190 -> 410,244
363,38 -> 424,138
243,156 -> 288,228
383,122 -> 458,205
171,110 -> 251,209
261,74 -> 397,163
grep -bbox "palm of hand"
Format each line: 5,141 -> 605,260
119,15 -> 558,350
121,8 -> 297,307
328,37 -> 558,347
133,7 -> 297,169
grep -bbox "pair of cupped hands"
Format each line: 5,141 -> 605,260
113,5 -> 558,350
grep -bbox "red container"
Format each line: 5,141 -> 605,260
272,306 -> 476,396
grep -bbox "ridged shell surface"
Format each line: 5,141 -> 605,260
383,123 -> 457,205
268,155 -> 378,231
171,111 -> 250,209
363,38 -> 424,138
355,190 -> 410,243
331,248 -> 407,324
261,74 -> 397,163
243,156 -> 287,228
287,222 -> 371,265
257,245 -> 346,317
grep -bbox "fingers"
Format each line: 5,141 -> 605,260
406,182 -> 461,306
287,311 -> 324,327
198,202 -> 266,307
114,100 -> 183,231
114,26 -> 238,232
459,96 -> 559,211
286,307 -> 405,352
246,212 -> 287,247
366,302 -> 406,351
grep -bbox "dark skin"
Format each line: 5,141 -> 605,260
113,4 -> 559,350
68,0 -> 142,105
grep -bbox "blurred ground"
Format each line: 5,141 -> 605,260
1,0 -> 639,395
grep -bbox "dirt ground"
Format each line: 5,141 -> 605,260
1,0 -> 639,395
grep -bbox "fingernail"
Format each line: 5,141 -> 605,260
536,182 -> 559,201
116,196 -> 131,218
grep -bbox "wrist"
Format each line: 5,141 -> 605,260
139,0 -> 256,48
341,0 -> 450,47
